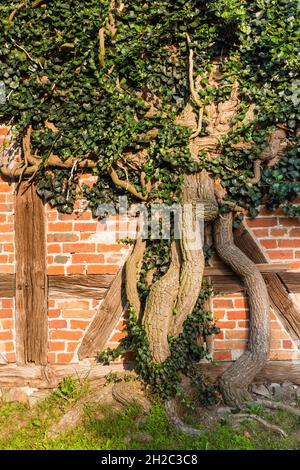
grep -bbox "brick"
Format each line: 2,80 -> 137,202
56,300 -> 90,309
48,222 -> 73,232
270,340 -> 282,349
57,353 -> 74,363
54,255 -> 70,264
48,244 -> 62,254
0,331 -> 13,340
267,250 -> 294,260
271,329 -> 290,340
72,254 -> 105,264
63,243 -> 96,253
213,351 -> 232,361
49,341 -> 65,351
70,320 -> 90,330
2,244 -> 14,253
227,310 -> 249,320
213,340 -> 247,350
67,342 -> 78,353
0,341 -> 14,352
290,261 -> 300,269
0,266 -> 14,274
213,310 -> 225,320
215,331 -> 224,339
0,309 -> 13,318
87,265 -> 119,274
47,212 -> 58,221
5,352 -> 16,363
270,228 -> 288,237
48,233 -> 78,243
74,222 -> 99,232
50,330 -> 83,340
49,320 -> 68,329
48,353 -> 56,363
279,217 -> 300,226
97,244 -> 126,252
283,340 -> 293,349
247,218 -> 277,228
58,213 -> 79,221
234,298 -> 248,309
2,299 -> 13,308
260,239 -> 277,249
1,319 -> 13,329
66,265 -> 86,274
61,309 -> 94,319
269,350 -> 293,360
48,309 -> 61,318
290,229 -> 300,237
0,234 -> 13,242
225,330 -> 248,339
252,229 -> 269,237
213,299 -> 234,309
270,321 -> 282,330
277,239 -> 300,248
0,128 -> 10,136
237,321 -> 249,328
110,331 -> 128,342
47,266 -> 65,275
215,321 -> 236,329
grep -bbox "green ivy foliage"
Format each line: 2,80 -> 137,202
0,0 -> 298,214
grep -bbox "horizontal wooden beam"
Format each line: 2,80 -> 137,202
0,274 -> 15,298
197,361 -> 300,385
204,263 -> 291,276
1,269 -> 300,300
0,363 -> 130,388
0,361 -> 299,388
48,274 -> 115,299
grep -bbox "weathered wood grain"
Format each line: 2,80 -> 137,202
234,223 -> 300,339
48,274 -> 113,299
78,268 -> 127,360
197,361 -> 300,385
0,362 -> 299,388
0,274 -> 15,298
15,183 -> 48,365
279,272 -> 300,293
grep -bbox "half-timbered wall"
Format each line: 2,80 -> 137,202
1,124 -> 300,376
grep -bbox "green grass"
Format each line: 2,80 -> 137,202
0,389 -> 299,450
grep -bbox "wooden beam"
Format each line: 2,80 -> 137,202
0,363 -> 128,388
197,361 -> 300,385
0,274 -> 15,298
48,274 -> 114,299
234,223 -> 300,340
204,263 -> 291,276
279,272 -> 300,293
78,268 -> 127,360
15,183 -> 48,365
0,361 -> 299,388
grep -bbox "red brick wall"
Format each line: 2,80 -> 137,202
0,124 -> 300,366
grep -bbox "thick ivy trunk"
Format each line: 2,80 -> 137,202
143,241 -> 180,362
142,170 -> 218,361
214,212 -> 271,406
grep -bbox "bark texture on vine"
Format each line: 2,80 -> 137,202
143,241 -> 180,363
214,212 -> 271,407
170,170 -> 218,337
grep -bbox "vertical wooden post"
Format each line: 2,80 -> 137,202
15,183 -> 48,365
